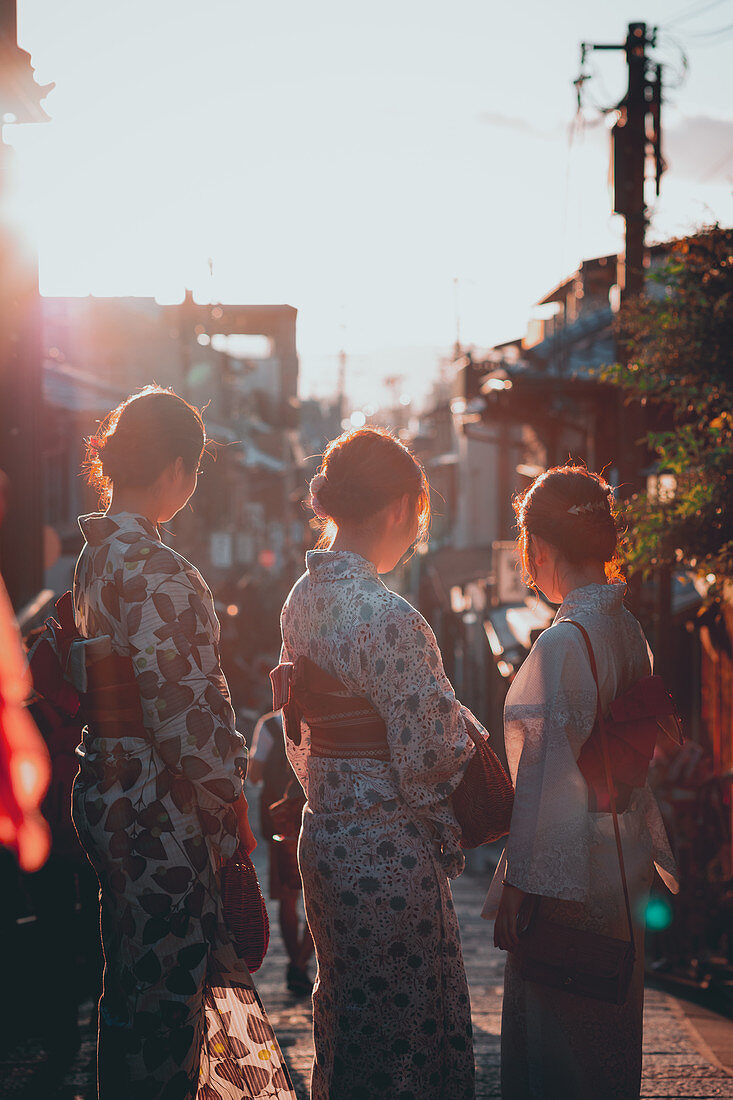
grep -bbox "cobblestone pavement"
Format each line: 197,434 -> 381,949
1,849 -> 731,1098
254,866 -> 733,1100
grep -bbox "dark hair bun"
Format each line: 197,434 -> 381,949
84,386 -> 205,507
514,464 -> 624,582
311,427 -> 430,540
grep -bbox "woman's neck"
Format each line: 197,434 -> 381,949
106,488 -> 161,526
557,561 -> 608,601
329,530 -> 382,571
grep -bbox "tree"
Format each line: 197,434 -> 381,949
604,226 -> 733,593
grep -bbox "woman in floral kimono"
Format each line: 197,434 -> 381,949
277,427 -> 478,1100
484,466 -> 678,1100
72,386 -> 295,1100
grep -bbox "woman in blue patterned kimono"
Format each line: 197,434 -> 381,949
72,387 -> 295,1100
277,428 -> 478,1100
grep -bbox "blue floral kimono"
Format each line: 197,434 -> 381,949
280,550 -> 477,1100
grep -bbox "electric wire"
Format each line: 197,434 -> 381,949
686,18 -> 733,33
664,0 -> 731,27
700,146 -> 733,182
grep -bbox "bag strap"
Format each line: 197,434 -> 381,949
565,619 -> 635,949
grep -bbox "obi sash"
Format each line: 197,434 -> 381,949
270,657 -> 390,761
28,591 -> 148,742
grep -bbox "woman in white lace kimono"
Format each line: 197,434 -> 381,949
277,428 -> 477,1100
483,466 -> 678,1100
72,387 -> 295,1100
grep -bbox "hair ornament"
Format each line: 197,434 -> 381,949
567,499 -> 609,517
309,473 -> 329,520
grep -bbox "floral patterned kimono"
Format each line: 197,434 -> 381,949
279,549 -> 477,1100
72,512 -> 296,1100
482,583 -> 678,1100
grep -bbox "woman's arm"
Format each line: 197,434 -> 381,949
493,883 -> 527,952
356,603 -> 475,816
501,624 -> 598,902
233,792 -> 257,854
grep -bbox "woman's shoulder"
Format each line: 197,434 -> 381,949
529,618 -> 587,660
80,524 -> 209,608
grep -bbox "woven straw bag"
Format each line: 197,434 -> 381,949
452,717 -> 514,849
220,847 -> 270,973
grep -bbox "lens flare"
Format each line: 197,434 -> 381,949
644,896 -> 673,932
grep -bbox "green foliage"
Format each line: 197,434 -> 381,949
603,226 -> 733,587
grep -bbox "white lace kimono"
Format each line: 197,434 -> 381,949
482,583 -> 678,1100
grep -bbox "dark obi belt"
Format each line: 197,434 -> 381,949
270,656 -> 390,761
27,590 -> 148,742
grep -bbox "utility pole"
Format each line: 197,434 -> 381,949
336,347 -> 347,424
0,1 -> 54,611
576,23 -> 669,662
453,277 -> 462,357
576,22 -> 663,304
576,22 -> 664,498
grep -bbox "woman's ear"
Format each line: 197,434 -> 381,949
531,534 -> 548,566
396,493 -> 413,527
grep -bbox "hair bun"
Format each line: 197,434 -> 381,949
309,473 -> 329,519
308,427 -> 431,543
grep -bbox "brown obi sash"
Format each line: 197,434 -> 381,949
81,653 -> 148,741
27,590 -> 148,743
270,656 -> 390,761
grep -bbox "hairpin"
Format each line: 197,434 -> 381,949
567,500 -> 607,516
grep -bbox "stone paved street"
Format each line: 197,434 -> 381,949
1,838 -> 731,1098
252,863 -> 733,1100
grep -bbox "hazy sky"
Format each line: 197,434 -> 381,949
8,0 -> 733,406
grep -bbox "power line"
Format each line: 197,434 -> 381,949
665,0 -> 731,27
689,23 -> 733,44
701,146 -> 733,182
687,18 -> 733,33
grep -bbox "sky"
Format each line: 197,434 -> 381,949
7,0 -> 733,407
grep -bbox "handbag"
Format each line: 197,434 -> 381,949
515,620 -> 637,1005
219,847 -> 270,973
452,716 -> 514,849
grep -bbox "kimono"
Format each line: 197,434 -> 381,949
72,512 -> 295,1100
482,583 -> 678,1100
279,549 -> 477,1100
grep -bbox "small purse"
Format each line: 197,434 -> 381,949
515,621 -> 637,1005
452,716 -> 514,849
219,847 -> 270,973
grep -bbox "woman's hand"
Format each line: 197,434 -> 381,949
494,882 -> 527,953
234,792 -> 257,855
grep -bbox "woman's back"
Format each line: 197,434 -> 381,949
281,548 -> 474,867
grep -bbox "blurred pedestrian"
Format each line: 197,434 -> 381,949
485,466 -> 679,1100
274,427 -> 478,1099
22,625 -> 104,1073
248,710 -> 313,995
72,386 -> 295,1099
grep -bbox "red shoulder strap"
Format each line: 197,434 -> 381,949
564,619 -> 635,948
